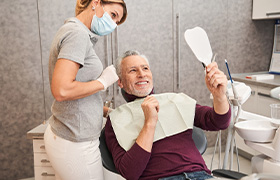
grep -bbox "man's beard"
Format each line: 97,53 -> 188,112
132,87 -> 153,97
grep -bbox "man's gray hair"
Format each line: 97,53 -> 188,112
115,50 -> 150,78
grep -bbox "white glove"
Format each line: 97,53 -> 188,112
97,65 -> 119,91
105,107 -> 113,118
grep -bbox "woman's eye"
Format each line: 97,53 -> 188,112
111,12 -> 116,18
130,69 -> 136,72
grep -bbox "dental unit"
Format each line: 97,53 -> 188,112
185,27 -> 280,180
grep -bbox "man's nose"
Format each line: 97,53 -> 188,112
137,69 -> 146,77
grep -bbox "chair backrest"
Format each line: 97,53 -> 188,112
192,126 -> 207,155
99,126 -> 207,174
99,128 -> 119,174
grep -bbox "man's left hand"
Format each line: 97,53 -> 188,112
205,62 -> 227,100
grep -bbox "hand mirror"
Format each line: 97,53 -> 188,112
184,27 -> 213,67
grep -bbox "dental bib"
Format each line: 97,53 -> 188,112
110,93 -> 196,151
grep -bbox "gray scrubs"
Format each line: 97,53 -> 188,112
48,17 -> 103,142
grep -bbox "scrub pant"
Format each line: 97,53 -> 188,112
158,171 -> 214,180
44,125 -> 104,180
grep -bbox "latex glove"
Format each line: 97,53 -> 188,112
97,65 -> 119,91
105,107 -> 113,118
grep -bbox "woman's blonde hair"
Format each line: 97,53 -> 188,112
75,0 -> 127,25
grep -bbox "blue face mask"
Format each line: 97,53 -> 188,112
91,7 -> 117,36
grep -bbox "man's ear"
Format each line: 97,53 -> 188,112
118,79 -> 123,88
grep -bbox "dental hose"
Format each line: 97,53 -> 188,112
222,59 -> 241,171
229,101 -> 241,171
211,60 -> 242,171
230,82 -> 241,171
210,130 -> 222,171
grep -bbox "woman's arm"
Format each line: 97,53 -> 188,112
51,59 -> 104,102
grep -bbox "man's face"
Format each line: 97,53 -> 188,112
118,55 -> 153,97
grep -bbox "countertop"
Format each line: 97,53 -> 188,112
232,71 -> 280,88
26,123 -> 47,139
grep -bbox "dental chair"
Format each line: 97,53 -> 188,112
99,127 -> 118,174
99,126 -> 207,175
99,89 -> 246,179
99,126 -> 247,179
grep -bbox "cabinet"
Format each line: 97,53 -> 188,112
252,0 -> 280,20
242,84 -> 280,117
27,124 -> 56,180
33,139 -> 55,180
27,121 -> 125,180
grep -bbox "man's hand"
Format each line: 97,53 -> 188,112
136,96 -> 159,152
141,96 -> 159,127
205,62 -> 227,100
205,62 -> 229,114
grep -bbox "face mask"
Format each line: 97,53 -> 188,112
91,6 -> 117,36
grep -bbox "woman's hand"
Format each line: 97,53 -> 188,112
97,65 -> 119,91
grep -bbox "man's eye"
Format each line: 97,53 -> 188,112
130,69 -> 136,72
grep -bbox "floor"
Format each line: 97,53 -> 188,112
19,148 -> 252,180
202,147 -> 252,175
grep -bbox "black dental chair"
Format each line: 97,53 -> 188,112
99,128 -> 119,174
99,89 -> 246,179
99,126 -> 247,179
99,126 -> 208,174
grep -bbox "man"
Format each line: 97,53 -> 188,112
104,50 -> 231,180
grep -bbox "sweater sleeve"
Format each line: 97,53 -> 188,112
194,104 -> 231,131
104,118 -> 151,180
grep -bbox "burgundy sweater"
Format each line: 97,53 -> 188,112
105,93 -> 231,180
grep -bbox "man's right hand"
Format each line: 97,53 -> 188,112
136,96 -> 159,152
141,96 -> 159,127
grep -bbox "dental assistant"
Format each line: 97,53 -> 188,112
44,0 -> 127,179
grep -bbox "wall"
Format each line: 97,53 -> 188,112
0,0 -> 76,179
0,0 -> 275,179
